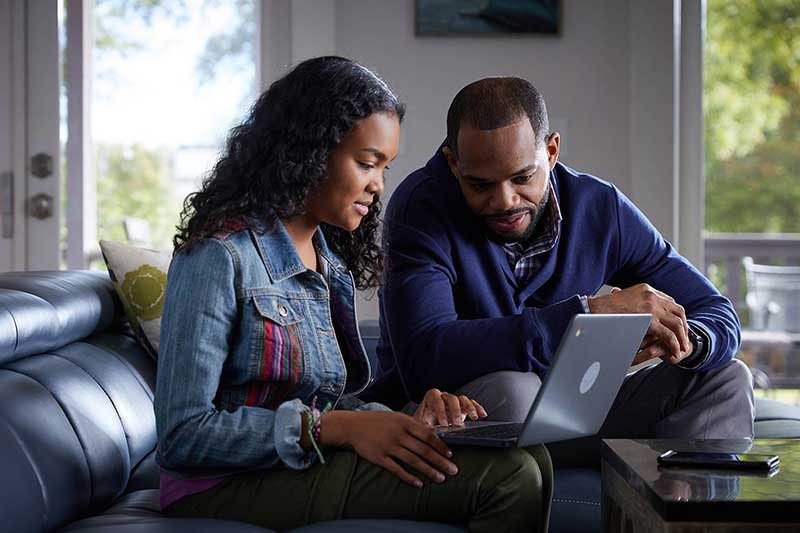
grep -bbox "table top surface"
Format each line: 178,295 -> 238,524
601,438 -> 800,523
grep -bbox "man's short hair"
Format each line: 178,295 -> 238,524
446,77 -> 549,155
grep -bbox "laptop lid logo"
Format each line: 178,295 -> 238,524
579,362 -> 601,394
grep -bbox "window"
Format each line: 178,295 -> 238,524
703,0 -> 800,315
704,0 -> 800,235
62,0 -> 257,263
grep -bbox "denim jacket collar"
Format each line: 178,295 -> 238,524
251,217 -> 345,283
312,227 -> 347,274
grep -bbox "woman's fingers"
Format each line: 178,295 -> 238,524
458,394 -> 479,421
442,393 -> 464,426
419,389 -> 488,426
472,399 -> 488,418
407,420 -> 453,459
380,456 -> 423,488
426,389 -> 449,427
393,446 -> 447,484
400,434 -> 458,478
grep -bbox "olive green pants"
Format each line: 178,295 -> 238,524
164,445 -> 553,533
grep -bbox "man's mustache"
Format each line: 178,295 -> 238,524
483,207 -> 533,221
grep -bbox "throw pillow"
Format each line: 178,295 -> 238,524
99,239 -> 171,359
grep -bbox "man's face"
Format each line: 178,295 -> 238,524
443,119 -> 560,243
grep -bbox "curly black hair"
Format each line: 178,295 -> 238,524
174,56 -> 405,290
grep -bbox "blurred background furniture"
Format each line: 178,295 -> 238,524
743,257 -> 800,333
741,257 -> 800,392
706,237 -> 800,398
122,217 -> 153,248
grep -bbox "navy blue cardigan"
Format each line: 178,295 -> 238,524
368,149 -> 740,407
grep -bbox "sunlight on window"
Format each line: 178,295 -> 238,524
92,0 -> 256,252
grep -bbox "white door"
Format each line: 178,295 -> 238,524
0,0 -> 22,273
0,1 -> 62,273
25,0 -> 62,269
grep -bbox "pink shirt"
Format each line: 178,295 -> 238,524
159,468 -> 227,509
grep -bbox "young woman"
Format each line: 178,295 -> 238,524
155,56 -> 552,533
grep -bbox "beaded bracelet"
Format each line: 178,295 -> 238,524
311,407 -> 322,443
306,396 -> 332,464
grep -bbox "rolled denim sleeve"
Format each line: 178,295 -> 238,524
274,399 -> 317,469
354,402 -> 393,412
335,395 -> 393,412
155,238 -> 313,472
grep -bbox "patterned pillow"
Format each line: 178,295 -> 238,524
99,239 -> 171,359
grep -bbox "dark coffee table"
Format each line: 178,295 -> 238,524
601,438 -> 800,531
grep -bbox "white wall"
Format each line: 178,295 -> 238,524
338,0 -> 648,321
261,0 -> 697,320
335,0 -> 634,196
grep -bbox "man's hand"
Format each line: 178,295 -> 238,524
588,284 -> 692,365
414,388 -> 488,427
634,335 -> 693,366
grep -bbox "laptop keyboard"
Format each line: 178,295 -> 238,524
447,423 -> 524,439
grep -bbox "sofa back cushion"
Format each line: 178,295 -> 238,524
0,271 -> 158,531
0,271 -> 120,364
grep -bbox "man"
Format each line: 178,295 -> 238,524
367,77 -> 754,449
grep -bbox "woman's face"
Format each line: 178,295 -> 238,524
306,112 -> 401,231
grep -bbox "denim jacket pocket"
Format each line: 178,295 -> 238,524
253,294 -> 305,326
244,294 -> 308,408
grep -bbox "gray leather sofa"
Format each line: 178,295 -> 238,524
1,270 -> 799,533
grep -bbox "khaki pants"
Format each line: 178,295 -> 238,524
164,444 -> 553,533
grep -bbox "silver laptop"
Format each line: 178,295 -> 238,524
436,313 -> 652,447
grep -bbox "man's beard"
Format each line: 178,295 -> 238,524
483,182 -> 551,245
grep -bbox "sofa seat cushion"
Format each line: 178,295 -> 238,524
62,490 -> 466,533
755,397 -> 800,422
61,489 -> 271,533
755,397 -> 800,438
288,521 -> 465,532
550,468 -> 600,533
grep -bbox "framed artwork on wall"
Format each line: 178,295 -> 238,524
416,0 -> 560,36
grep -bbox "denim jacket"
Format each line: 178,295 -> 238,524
155,218 -> 389,479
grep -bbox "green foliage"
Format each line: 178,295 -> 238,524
705,0 -> 800,232
95,144 -> 181,249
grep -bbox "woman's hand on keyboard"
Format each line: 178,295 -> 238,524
414,389 -> 488,428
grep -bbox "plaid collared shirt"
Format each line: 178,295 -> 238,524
502,185 -> 562,284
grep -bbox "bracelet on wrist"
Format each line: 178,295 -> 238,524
306,396 -> 333,464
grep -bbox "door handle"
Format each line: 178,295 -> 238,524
28,193 -> 53,220
31,153 -> 53,178
1,171 -> 12,238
